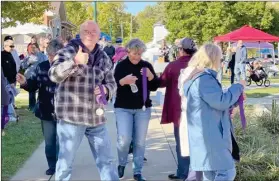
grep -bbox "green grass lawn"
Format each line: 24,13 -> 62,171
246,87 -> 279,98
1,91 -> 43,180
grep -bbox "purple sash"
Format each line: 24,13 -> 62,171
238,93 -> 246,130
97,85 -> 108,105
142,68 -> 147,107
230,93 -> 246,131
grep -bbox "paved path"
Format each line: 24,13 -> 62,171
9,85 -> 279,180
10,100 -> 178,181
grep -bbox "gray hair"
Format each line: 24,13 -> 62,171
46,39 -> 64,56
125,38 -> 146,52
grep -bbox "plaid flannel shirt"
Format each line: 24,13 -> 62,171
48,41 -> 116,127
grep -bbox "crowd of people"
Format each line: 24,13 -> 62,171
1,19 -> 248,181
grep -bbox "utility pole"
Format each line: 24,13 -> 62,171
130,15 -> 132,39
93,1 -> 97,23
109,18 -> 112,38
121,22 -> 124,41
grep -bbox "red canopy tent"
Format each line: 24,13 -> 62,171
214,25 -> 279,42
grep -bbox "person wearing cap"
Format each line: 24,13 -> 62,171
3,36 -> 21,74
2,37 -> 17,85
159,38 -> 197,180
103,40 -> 116,64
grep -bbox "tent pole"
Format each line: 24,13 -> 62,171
258,41 -> 261,58
273,47 -> 275,65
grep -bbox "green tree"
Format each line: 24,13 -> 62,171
97,2 -> 131,42
133,3 -> 166,43
65,2 -> 132,42
1,2 -> 51,28
65,2 -> 93,34
232,2 -> 273,31
165,2 -> 236,44
164,2 -> 278,44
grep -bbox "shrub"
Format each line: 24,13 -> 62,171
233,106 -> 279,181
257,100 -> 279,135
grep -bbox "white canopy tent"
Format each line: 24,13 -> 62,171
2,23 -> 52,54
2,23 -> 52,36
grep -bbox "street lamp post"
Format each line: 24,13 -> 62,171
93,1 -> 97,23
109,18 -> 112,39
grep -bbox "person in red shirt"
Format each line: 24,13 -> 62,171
159,38 -> 197,180
27,36 -> 38,55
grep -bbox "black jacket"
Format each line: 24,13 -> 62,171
1,50 -> 17,84
21,61 -> 56,121
103,45 -> 115,62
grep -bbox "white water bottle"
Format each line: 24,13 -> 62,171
130,83 -> 138,93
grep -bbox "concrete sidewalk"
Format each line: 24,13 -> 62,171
10,101 -> 178,181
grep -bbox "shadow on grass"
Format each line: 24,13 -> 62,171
247,93 -> 271,98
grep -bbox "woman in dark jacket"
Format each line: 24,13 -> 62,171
114,38 -> 160,181
228,52 -> 236,84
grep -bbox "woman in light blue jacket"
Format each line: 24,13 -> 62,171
178,43 -> 246,181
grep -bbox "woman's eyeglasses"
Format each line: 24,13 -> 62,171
9,45 -> 15,48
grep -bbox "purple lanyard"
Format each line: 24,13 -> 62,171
97,85 -> 108,105
142,68 -> 147,106
238,93 -> 246,130
230,93 -> 246,131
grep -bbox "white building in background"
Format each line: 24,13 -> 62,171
1,2 -> 75,55
152,22 -> 169,44
142,21 -> 169,74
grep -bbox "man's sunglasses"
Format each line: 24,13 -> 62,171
9,45 -> 15,48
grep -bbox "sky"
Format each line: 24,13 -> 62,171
124,1 -> 157,15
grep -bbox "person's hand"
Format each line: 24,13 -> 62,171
239,80 -> 246,88
141,68 -> 154,81
74,46 -> 89,65
242,92 -> 247,101
94,85 -> 107,95
16,73 -> 26,85
120,74 -> 138,86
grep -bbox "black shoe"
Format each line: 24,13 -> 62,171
118,165 -> 125,179
134,174 -> 146,181
143,157 -> 147,162
46,168 -> 55,175
168,174 -> 183,180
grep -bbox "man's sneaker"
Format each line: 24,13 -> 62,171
118,165 -> 125,179
168,174 -> 183,180
46,168 -> 55,175
133,174 -> 146,181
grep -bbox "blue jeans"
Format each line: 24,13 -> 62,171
234,63 -> 246,82
55,120 -> 119,181
115,108 -> 151,175
174,126 -> 190,179
41,120 -> 59,170
203,168 -> 236,181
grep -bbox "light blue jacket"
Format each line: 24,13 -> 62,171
183,68 -> 243,171
235,45 -> 247,64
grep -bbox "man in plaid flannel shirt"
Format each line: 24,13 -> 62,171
49,20 -> 119,181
